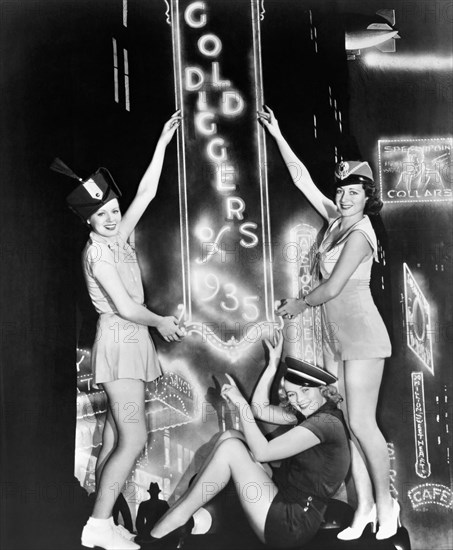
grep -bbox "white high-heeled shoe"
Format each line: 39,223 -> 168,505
337,504 -> 377,541
376,499 -> 401,540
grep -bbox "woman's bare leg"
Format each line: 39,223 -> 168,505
347,440 -> 375,521
324,354 -> 375,518
95,406 -> 118,488
91,379 -> 147,519
151,434 -> 277,543
333,359 -> 374,523
344,359 -> 393,527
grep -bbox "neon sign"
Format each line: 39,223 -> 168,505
170,0 -> 276,355
378,138 -> 452,204
408,483 -> 453,510
403,263 -> 434,374
287,224 -> 323,366
387,442 -> 399,500
411,372 -> 431,479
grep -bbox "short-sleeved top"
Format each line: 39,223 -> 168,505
271,401 -> 351,504
82,230 -> 145,315
318,215 -> 377,282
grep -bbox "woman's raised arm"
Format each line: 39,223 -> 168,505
258,105 -> 338,222
119,111 -> 181,240
221,374 -> 320,463
250,331 -> 297,426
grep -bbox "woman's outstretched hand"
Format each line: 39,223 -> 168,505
221,373 -> 246,407
276,298 -> 305,319
263,329 -> 284,367
257,105 -> 282,139
156,315 -> 186,342
159,110 -> 182,146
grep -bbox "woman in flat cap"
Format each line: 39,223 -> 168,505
258,106 -> 397,541
53,111 -> 184,550
146,331 -> 350,548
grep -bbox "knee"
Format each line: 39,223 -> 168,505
348,415 -> 377,440
217,429 -> 244,443
121,427 -> 147,456
217,435 -> 246,454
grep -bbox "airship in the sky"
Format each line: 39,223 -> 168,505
343,9 -> 400,60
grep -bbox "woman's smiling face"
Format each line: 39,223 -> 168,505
335,184 -> 367,218
88,198 -> 121,237
283,380 -> 325,417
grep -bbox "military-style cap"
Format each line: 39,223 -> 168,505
50,158 -> 122,221
334,160 -> 374,185
284,356 -> 337,387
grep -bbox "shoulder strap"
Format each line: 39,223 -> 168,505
323,217 -> 362,253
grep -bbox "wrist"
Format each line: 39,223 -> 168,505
303,295 -> 313,307
230,397 -> 247,410
157,138 -> 168,149
268,358 -> 279,369
155,315 -> 165,327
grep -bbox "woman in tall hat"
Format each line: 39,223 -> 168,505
146,331 -> 351,549
257,106 -> 397,541
52,111 -> 184,550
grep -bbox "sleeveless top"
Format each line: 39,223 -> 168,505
317,215 -> 377,281
82,230 -> 145,315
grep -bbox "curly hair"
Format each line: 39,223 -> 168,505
362,180 -> 383,215
278,378 -> 343,416
334,176 -> 383,216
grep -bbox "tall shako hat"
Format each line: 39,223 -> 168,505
284,356 -> 337,387
50,158 -> 122,222
334,160 -> 374,186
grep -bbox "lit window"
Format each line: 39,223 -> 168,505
123,0 -> 128,27
124,48 -> 130,111
112,39 -> 131,111
177,443 -> 183,473
308,10 -> 318,53
164,429 -> 170,468
112,38 -> 119,103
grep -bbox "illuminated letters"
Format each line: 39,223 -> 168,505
226,197 -> 245,220
174,0 -> 276,351
198,34 -> 222,57
222,91 -> 245,116
379,138 -> 452,204
207,138 -> 227,161
195,112 -> 217,135
184,2 -> 207,28
239,222 -> 259,248
185,67 -> 204,91
216,164 -> 236,192
286,224 -> 323,366
408,483 -> 453,510
211,62 -> 231,88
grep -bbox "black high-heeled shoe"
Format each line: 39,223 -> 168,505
146,524 -> 188,547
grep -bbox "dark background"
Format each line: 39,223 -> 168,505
1,1 -> 451,549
